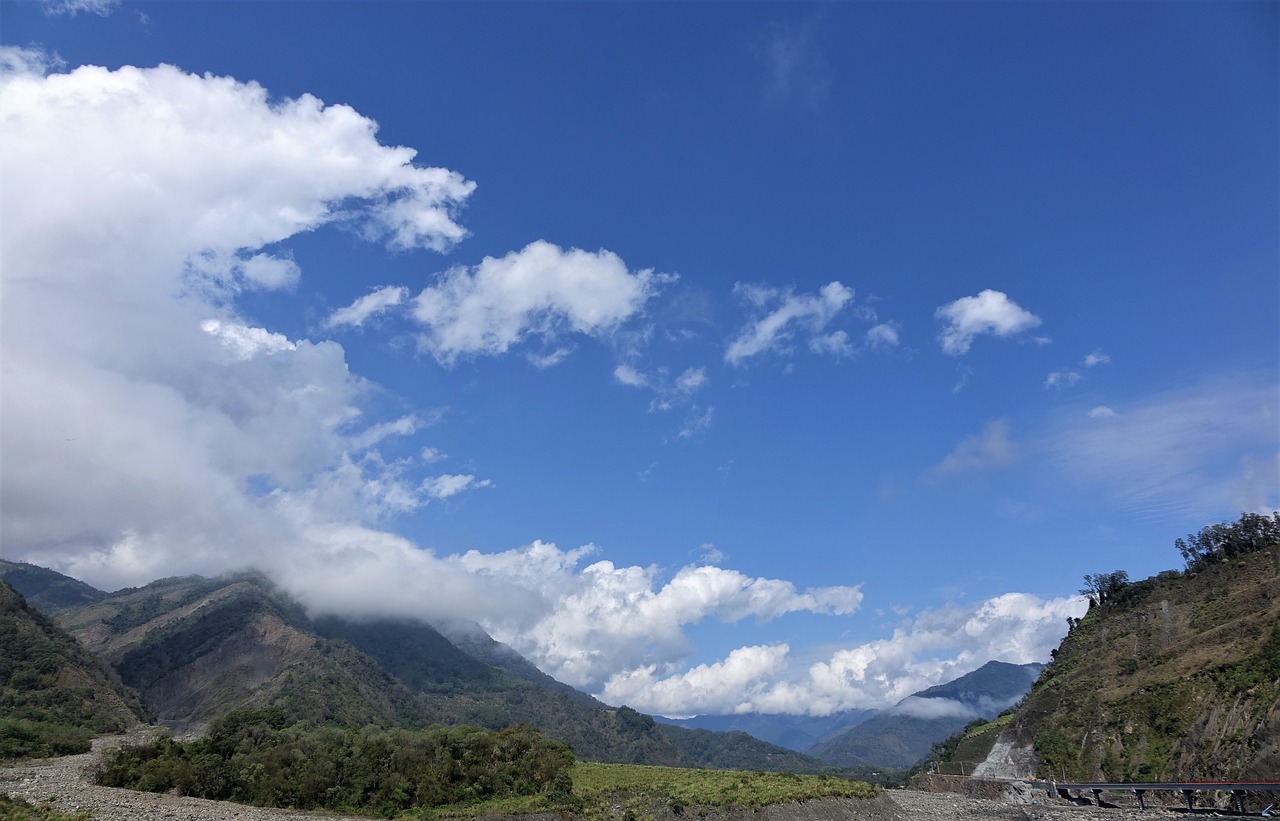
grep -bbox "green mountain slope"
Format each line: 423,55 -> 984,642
55,572 -> 429,728
946,514 -> 1280,782
436,617 -> 602,708
0,580 -> 145,758
314,615 -> 823,770
807,661 -> 1041,769
0,559 -> 107,614
42,568 -> 825,770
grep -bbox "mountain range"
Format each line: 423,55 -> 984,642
1,558 -> 1045,773
0,561 -> 818,770
806,660 -> 1042,769
658,660 -> 1042,771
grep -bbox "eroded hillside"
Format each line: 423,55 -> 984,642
954,516 -> 1279,782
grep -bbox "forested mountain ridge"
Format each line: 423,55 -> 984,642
0,559 -> 107,614
54,572 -> 430,728
0,580 -> 146,758
7,566 -> 822,771
938,513 -> 1280,782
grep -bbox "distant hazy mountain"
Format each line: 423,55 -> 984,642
0,559 -> 107,614
807,660 -> 1042,769
657,709 -> 877,752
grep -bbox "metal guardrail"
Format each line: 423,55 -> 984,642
1049,781 -> 1280,813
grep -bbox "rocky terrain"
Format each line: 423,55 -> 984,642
1,729 -> 1191,821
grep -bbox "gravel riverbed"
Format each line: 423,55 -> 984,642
0,732 -> 1201,821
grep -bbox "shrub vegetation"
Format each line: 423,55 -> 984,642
95,709 -> 575,817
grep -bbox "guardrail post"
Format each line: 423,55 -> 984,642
1182,789 -> 1195,810
1135,789 -> 1146,810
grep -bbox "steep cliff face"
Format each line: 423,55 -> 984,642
984,540 -> 1279,782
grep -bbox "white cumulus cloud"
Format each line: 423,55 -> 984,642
865,323 -> 900,349
455,542 -> 862,690
603,591 -> 1084,716
412,241 -> 660,365
935,290 -> 1041,356
0,53 -> 480,591
614,364 -> 649,387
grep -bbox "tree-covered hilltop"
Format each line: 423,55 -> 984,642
0,581 -> 146,759
931,512 -> 1280,782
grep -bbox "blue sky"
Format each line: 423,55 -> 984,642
1,0 -> 1276,717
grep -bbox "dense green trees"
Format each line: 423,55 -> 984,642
1175,512 -> 1280,571
1079,570 -> 1130,607
95,709 -> 575,816
0,582 -> 144,760
1080,513 -> 1280,610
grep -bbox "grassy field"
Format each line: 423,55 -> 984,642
411,761 -> 876,820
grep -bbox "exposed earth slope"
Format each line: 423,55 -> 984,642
944,515 -> 1280,782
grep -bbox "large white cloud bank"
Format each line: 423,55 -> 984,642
0,51 -> 1078,716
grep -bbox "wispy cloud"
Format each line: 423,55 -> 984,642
325,285 -> 409,329
1047,374 -> 1279,520
758,18 -> 831,108
726,281 -> 854,366
421,474 -> 493,500
40,0 -> 117,15
935,290 -> 1042,356
925,419 -> 1016,479
1045,348 -> 1110,390
1044,369 -> 1081,389
678,406 -> 715,439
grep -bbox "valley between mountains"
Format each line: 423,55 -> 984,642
2,513 -> 1278,819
